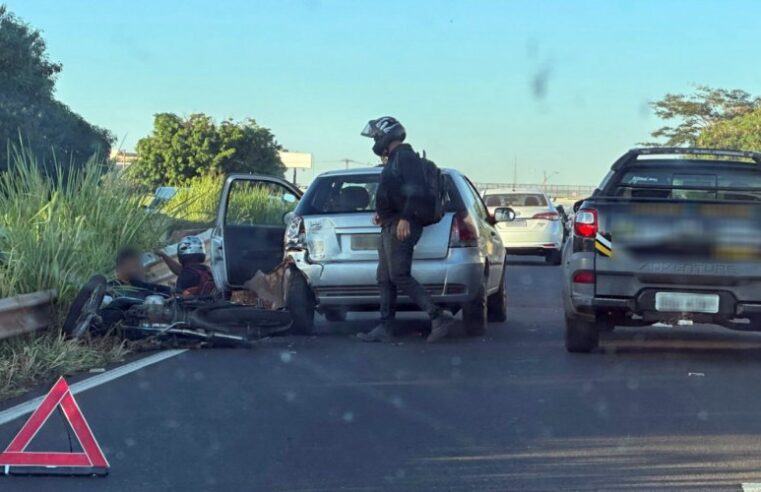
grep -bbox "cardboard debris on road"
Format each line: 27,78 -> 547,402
241,258 -> 292,310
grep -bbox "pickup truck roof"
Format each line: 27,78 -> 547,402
611,147 -> 761,171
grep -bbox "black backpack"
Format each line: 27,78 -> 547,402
413,151 -> 447,226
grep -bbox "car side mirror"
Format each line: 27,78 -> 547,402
493,207 -> 516,222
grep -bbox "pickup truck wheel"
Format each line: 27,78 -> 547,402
463,282 -> 487,336
546,250 -> 562,265
286,269 -> 314,335
323,309 -> 347,322
565,315 -> 600,353
487,262 -> 507,322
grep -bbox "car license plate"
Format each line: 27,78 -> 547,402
506,219 -> 527,227
351,234 -> 380,251
655,292 -> 720,313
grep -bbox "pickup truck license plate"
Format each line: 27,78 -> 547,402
351,234 -> 380,251
655,292 -> 720,314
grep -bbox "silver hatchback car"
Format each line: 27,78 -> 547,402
210,167 -> 513,335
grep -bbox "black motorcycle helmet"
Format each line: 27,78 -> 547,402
361,116 -> 406,156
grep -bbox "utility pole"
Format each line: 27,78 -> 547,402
542,170 -> 559,190
512,156 -> 517,191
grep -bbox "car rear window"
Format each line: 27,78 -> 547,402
613,167 -> 761,201
296,173 -> 462,215
483,193 -> 547,207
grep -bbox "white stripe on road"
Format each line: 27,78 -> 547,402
0,349 -> 187,426
743,484 -> 761,492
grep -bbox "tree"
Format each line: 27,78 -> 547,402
696,107 -> 761,152
0,5 -> 112,171
644,85 -> 761,146
130,113 -> 285,187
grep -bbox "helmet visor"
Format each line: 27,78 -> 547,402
361,121 -> 382,139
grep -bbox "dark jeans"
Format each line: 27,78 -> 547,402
377,220 -> 441,329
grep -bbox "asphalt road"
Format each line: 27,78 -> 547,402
5,257 -> 761,491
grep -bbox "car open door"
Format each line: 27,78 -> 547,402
211,175 -> 302,293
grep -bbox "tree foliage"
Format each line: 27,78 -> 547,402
130,113 -> 285,187
695,107 -> 761,152
645,85 -> 761,146
0,5 -> 112,172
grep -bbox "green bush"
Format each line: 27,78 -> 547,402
0,147 -> 169,311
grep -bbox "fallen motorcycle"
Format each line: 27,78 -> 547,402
62,275 -> 292,347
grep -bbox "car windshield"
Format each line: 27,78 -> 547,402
613,166 -> 761,201
484,193 -> 547,207
297,173 -> 460,215
295,174 -> 380,215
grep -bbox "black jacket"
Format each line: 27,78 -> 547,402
375,143 -> 425,226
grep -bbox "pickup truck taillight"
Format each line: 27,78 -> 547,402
533,211 -> 559,221
449,211 -> 479,248
572,270 -> 595,284
285,214 -> 306,250
574,208 -> 598,238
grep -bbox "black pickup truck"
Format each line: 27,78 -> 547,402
562,148 -> 761,352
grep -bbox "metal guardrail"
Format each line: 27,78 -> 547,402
0,290 -> 57,340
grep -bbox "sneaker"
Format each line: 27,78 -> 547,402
426,312 -> 455,343
357,324 -> 393,343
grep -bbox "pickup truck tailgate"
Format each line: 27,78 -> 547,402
594,200 -> 761,301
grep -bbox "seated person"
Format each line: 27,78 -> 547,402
156,236 -> 215,298
111,248 -> 172,297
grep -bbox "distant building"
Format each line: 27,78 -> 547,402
110,149 -> 138,168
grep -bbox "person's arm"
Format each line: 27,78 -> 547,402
156,250 -> 183,275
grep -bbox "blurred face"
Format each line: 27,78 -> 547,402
117,255 -> 145,282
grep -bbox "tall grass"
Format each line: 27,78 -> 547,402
0,333 -> 128,400
162,173 -> 295,227
0,147 -> 169,310
162,173 -> 222,228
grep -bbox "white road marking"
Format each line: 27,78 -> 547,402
743,484 -> 761,492
0,349 -> 187,426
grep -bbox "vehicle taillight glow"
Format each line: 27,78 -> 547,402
449,211 -> 479,248
572,271 -> 595,284
285,214 -> 306,250
574,208 -> 598,238
532,211 -> 559,221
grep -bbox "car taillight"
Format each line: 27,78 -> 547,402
285,214 -> 306,250
449,211 -> 479,248
572,271 -> 595,284
574,208 -> 598,238
532,211 -> 559,221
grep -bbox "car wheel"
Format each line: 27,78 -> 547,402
286,268 -> 314,335
546,249 -> 562,265
463,280 -> 487,336
323,309 -> 347,322
565,315 -> 600,353
487,261 -> 507,322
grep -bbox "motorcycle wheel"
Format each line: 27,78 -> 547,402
187,303 -> 293,342
63,275 -> 108,339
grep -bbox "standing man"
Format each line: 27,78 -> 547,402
357,116 -> 455,343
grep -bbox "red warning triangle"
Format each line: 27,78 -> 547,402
0,377 -> 109,475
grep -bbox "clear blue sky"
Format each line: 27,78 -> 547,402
8,0 -> 761,184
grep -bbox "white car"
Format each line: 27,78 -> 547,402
483,189 -> 563,265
